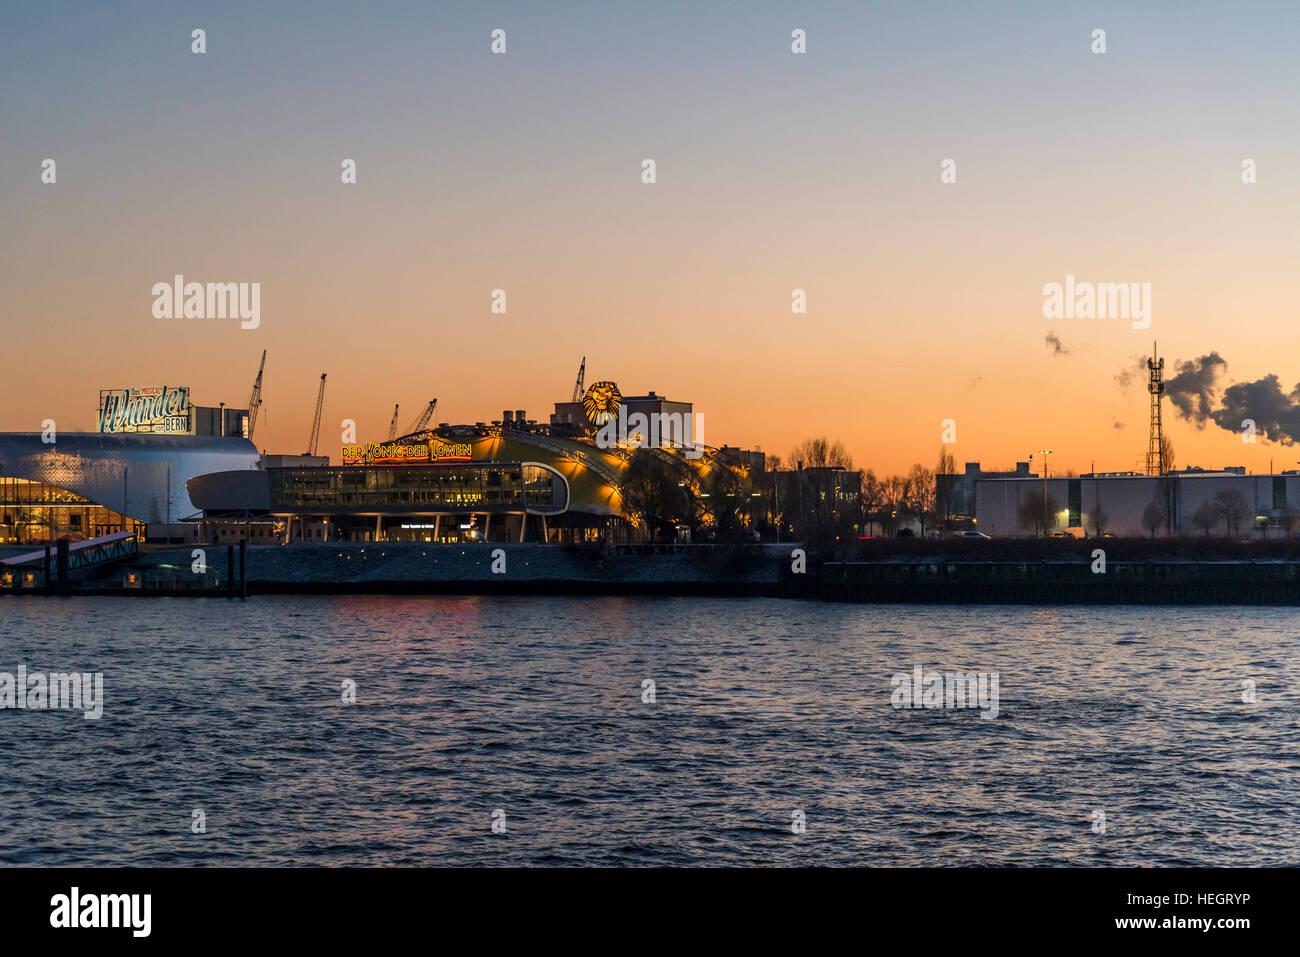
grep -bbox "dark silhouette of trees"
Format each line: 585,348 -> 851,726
702,462 -> 757,543
621,449 -> 690,542
1017,490 -> 1057,536
1160,434 -> 1176,473
787,437 -> 859,550
1191,501 -> 1218,536
1141,498 -> 1168,538
1213,489 -> 1250,537
1092,499 -> 1109,537
879,474 -> 909,535
860,469 -> 883,535
903,463 -> 936,536
789,437 -> 853,472
935,447 -> 957,527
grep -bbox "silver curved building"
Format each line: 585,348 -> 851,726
0,432 -> 260,544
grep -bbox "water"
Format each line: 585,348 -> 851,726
1,596 -> 1297,866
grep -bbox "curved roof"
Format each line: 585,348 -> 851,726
0,432 -> 261,523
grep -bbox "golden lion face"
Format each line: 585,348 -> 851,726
583,381 -> 622,425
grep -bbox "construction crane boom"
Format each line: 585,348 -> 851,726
406,399 -> 437,435
305,373 -> 326,456
571,356 -> 586,402
246,350 -> 266,440
387,404 -> 400,441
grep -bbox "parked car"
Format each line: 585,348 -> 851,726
959,530 -> 991,540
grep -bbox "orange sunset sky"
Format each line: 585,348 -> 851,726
4,2 -> 1299,476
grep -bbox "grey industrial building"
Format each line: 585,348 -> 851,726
973,469 -> 1298,537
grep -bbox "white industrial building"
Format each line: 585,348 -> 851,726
974,469 -> 1300,538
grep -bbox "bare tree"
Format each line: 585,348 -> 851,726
1160,434 -> 1176,473
1213,489 -> 1250,537
934,447 -> 957,527
703,460 -> 757,543
1191,501 -> 1218,536
860,469 -> 884,535
905,463 -> 936,536
621,449 -> 691,542
880,474 -> 909,535
1092,497 -> 1109,537
1142,498 -> 1168,538
786,437 -> 857,549
1017,490 -> 1057,536
789,437 -> 853,471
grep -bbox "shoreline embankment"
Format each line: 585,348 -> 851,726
7,539 -> 1300,603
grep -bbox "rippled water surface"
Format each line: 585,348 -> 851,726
1,596 -> 1297,866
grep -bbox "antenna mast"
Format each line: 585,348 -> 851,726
1146,342 -> 1165,475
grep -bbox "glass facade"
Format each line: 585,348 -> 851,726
270,464 -> 559,511
0,476 -> 144,545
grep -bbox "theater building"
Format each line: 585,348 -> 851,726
188,381 -> 741,545
190,455 -> 574,544
0,383 -> 258,546
3,377 -> 760,547
0,432 -> 260,545
188,423 -> 631,544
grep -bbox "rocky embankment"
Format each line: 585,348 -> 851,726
115,542 -> 803,596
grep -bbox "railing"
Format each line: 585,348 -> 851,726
1,530 -> 139,580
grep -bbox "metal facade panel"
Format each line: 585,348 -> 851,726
0,433 -> 260,522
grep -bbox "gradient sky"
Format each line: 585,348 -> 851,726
4,1 -> 1299,474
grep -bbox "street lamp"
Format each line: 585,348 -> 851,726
1038,449 -> 1053,536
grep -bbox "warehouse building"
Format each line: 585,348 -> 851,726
974,469 -> 1300,537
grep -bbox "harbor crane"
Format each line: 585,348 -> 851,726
406,399 -> 437,435
305,373 -> 326,456
387,404 -> 400,441
245,350 -> 266,440
571,357 -> 586,402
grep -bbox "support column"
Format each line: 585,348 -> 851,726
541,514 -> 548,543
483,512 -> 491,542
433,514 -> 440,542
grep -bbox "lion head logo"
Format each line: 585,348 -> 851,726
582,381 -> 622,425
